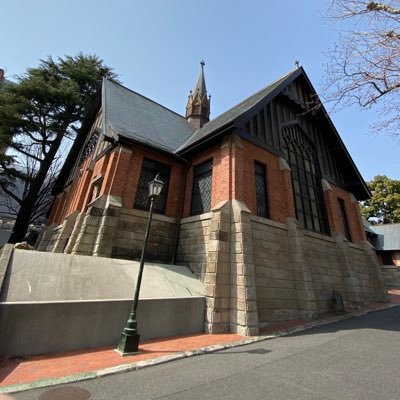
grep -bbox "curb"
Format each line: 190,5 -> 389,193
1,303 -> 398,394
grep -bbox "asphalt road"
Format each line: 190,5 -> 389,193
14,307 -> 400,400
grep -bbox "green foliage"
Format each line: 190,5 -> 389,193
360,175 -> 400,223
0,53 -> 117,241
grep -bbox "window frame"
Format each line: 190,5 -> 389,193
338,197 -> 352,241
254,161 -> 269,218
190,159 -> 213,216
282,123 -> 330,235
134,157 -> 171,214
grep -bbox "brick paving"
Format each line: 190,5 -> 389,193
0,333 -> 243,388
1,290 -> 399,392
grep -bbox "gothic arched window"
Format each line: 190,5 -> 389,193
79,130 -> 99,165
282,123 -> 329,234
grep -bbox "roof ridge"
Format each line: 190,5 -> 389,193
210,67 -> 298,121
104,78 -> 193,124
203,68 -> 297,128
175,67 -> 299,152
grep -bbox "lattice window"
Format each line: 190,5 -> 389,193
134,158 -> 170,214
282,123 -> 329,234
254,162 -> 269,218
79,131 -> 99,164
191,160 -> 212,215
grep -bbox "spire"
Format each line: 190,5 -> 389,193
186,61 -> 210,129
193,60 -> 207,98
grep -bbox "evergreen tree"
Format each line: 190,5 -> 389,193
0,54 -> 117,243
360,175 -> 400,223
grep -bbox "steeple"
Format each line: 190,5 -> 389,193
186,61 -> 210,129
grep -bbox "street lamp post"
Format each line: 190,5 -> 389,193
117,173 -> 164,355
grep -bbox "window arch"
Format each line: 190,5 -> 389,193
282,123 -> 329,234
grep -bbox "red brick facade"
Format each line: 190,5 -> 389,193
49,132 -> 367,246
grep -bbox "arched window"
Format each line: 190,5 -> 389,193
282,123 -> 329,234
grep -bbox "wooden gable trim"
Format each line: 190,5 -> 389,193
232,68 -> 370,200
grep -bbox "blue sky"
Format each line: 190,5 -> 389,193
1,0 -> 399,181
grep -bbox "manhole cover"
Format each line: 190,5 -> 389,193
38,386 -> 90,400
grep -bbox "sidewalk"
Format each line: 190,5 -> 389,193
1,289 -> 399,395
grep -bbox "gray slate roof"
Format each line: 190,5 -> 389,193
176,68 -> 298,152
103,68 -> 298,154
103,79 -> 195,152
370,224 -> 400,251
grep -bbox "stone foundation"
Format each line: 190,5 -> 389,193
380,265 -> 400,289
176,213 -> 211,281
38,195 -> 177,262
38,198 -> 387,336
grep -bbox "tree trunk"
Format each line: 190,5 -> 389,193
8,124 -> 68,244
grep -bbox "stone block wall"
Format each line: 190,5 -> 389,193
302,232 -> 347,312
38,193 -> 387,337
347,243 -> 385,303
380,265 -> 400,289
39,195 -> 178,263
252,218 -> 300,325
176,213 -> 211,281
251,216 -> 387,327
46,225 -> 63,252
112,208 -> 177,262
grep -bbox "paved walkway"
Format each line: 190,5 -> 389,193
1,289 -> 399,394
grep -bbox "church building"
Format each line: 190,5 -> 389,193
38,63 -> 386,335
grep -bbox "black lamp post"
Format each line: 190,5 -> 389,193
117,173 -> 164,355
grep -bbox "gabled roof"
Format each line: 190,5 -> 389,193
103,79 -> 194,152
56,66 -> 370,199
176,68 -> 298,153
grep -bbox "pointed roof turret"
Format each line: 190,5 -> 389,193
193,60 -> 207,99
186,61 -> 210,130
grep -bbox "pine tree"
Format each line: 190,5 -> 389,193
0,53 -> 117,243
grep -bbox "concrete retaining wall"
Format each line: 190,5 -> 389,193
0,297 -> 205,357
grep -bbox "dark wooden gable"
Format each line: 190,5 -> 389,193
235,72 -> 368,198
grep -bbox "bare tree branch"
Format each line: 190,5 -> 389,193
323,1 -> 400,136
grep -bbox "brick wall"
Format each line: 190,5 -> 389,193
323,183 -> 366,243
182,144 -> 223,218
238,140 -> 296,223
